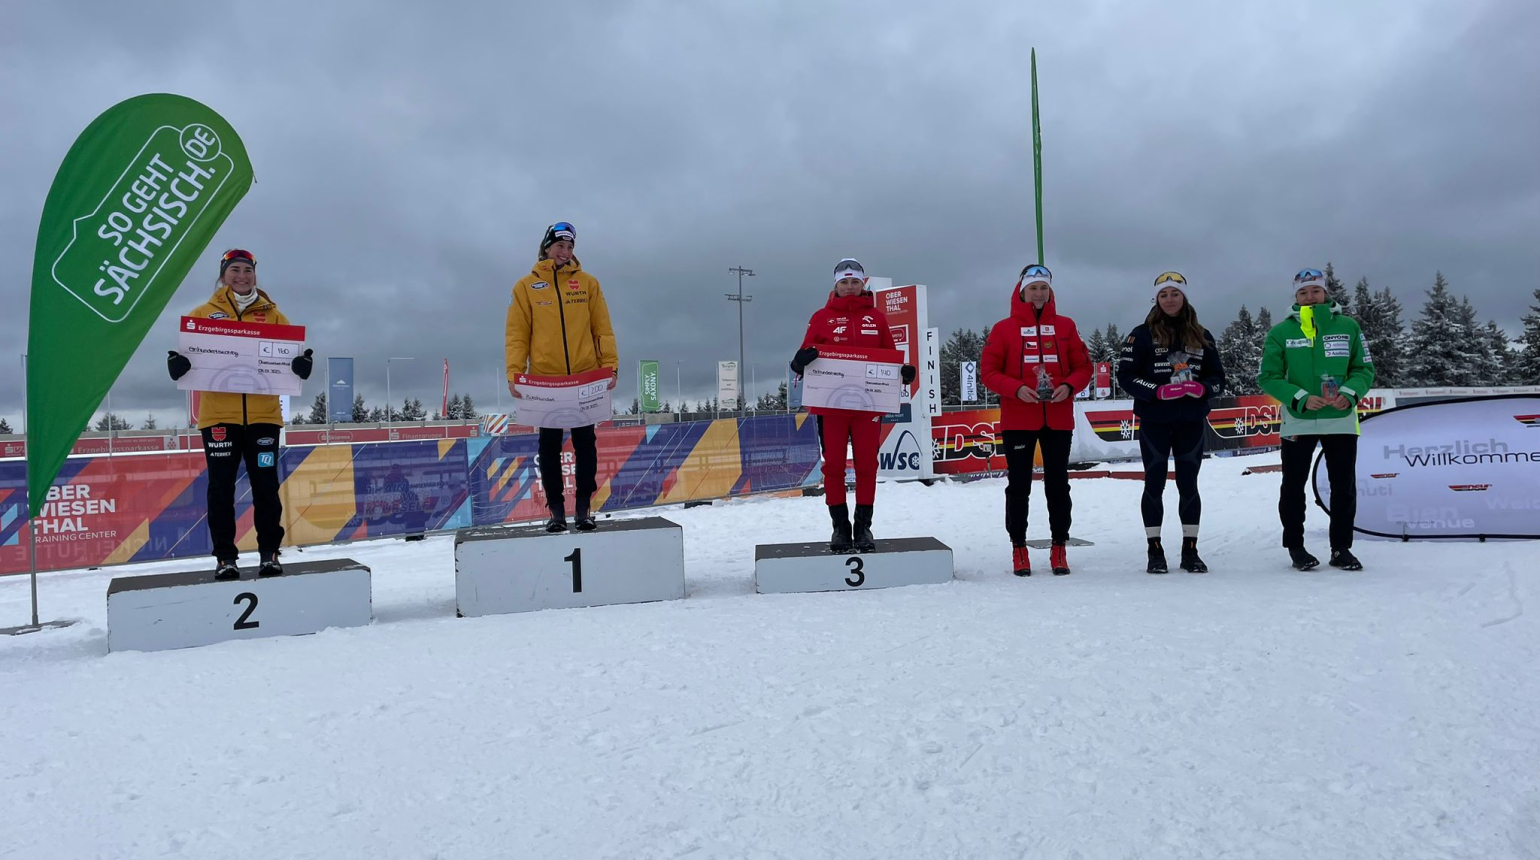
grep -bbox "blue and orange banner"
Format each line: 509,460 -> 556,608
0,414 -> 823,575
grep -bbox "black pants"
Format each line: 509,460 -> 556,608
538,425 -> 598,513
1003,429 -> 1073,544
202,423 -> 284,562
1279,434 -> 1358,550
1139,420 -> 1205,537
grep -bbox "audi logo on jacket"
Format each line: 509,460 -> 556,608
980,287 -> 1092,431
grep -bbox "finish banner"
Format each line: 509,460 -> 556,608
1315,394 -> 1540,540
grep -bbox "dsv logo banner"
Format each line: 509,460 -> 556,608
1314,395 -> 1540,539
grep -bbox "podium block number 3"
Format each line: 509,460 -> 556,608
564,548 -> 583,593
844,557 -> 865,588
234,592 -> 260,630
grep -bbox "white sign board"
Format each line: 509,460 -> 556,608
177,316 -> 306,397
717,360 -> 739,405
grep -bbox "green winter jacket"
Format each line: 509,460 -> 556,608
1257,302 -> 1376,437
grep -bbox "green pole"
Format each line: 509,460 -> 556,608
1031,48 -> 1044,266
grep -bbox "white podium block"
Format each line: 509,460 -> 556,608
107,558 -> 373,653
455,516 -> 686,617
754,537 -> 954,594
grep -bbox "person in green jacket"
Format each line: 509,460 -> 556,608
1257,268 -> 1376,571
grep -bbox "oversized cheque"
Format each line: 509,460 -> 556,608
801,345 -> 905,413
513,368 -> 615,429
176,316 -> 306,396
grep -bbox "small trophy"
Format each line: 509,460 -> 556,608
1320,374 -> 1339,399
1171,358 -> 1193,385
1036,366 -> 1055,400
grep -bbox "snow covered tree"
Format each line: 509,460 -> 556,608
1516,289 -> 1540,385
308,392 -> 328,424
1218,306 -> 1262,395
95,413 -> 131,431
1324,262 -> 1350,309
352,394 -> 369,423
459,395 -> 477,419
141,414 -> 158,430
1255,306 -> 1272,332
446,394 -> 464,420
940,327 -> 988,406
1100,323 -> 1124,397
0,418 -> 12,434
1483,321 -> 1517,384
628,397 -> 641,415
1403,273 -> 1482,386
1351,279 -> 1405,387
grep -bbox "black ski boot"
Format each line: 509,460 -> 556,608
258,550 -> 283,577
545,502 -> 568,534
1147,539 -> 1168,574
1179,537 -> 1207,573
853,504 -> 877,553
1329,548 -> 1363,571
828,503 -> 854,554
1289,546 -> 1320,571
214,558 -> 240,581
574,500 -> 596,532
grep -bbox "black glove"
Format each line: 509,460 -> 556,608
291,348 -> 314,380
901,364 -> 916,385
790,346 -> 819,375
167,350 -> 191,381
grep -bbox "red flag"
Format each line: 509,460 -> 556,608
441,359 -> 450,417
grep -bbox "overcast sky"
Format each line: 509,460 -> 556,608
3,0 -> 1537,429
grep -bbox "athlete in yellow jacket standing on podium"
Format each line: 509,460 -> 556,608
505,221 -> 619,533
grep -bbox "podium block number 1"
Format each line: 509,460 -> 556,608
565,548 -> 582,592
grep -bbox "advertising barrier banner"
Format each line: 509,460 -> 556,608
1314,394 -> 1540,540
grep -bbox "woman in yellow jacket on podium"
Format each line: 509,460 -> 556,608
505,221 -> 618,533
165,249 -> 313,580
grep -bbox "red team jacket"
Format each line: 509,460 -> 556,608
981,290 -> 1092,431
798,291 -> 898,416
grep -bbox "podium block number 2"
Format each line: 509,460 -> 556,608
844,557 -> 865,588
565,548 -> 583,593
234,592 -> 260,630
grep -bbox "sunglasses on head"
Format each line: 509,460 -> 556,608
1019,264 -> 1052,282
222,249 -> 256,265
834,258 -> 864,275
1154,271 -> 1186,287
1294,268 -> 1324,283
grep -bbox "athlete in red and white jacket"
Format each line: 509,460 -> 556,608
980,264 -> 1093,576
789,258 -> 914,554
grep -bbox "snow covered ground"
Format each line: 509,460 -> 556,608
2,452 -> 1537,860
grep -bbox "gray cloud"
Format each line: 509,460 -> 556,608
3,0 -> 1536,430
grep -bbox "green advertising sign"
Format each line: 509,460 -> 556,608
639,360 -> 661,412
27,93 -> 253,515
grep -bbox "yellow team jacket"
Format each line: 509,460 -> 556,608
186,286 -> 293,428
505,257 -> 618,378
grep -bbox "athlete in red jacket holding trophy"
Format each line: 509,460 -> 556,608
790,258 -> 915,553
980,264 -> 1093,577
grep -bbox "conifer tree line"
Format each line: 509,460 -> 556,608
934,264 -> 1540,404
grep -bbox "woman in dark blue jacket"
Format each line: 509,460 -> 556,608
1115,272 -> 1226,573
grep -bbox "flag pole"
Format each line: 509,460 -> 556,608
1031,48 -> 1044,266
